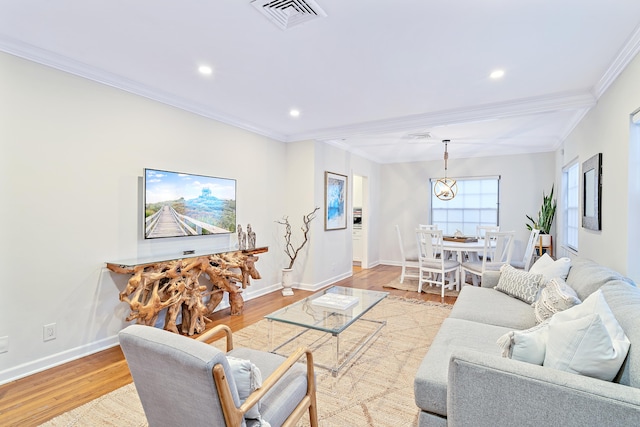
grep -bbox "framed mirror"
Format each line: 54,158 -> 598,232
582,153 -> 602,230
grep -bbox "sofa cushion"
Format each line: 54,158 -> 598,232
497,320 -> 549,365
529,253 -> 571,282
532,277 -> 581,324
544,290 -> 630,381
494,264 -> 544,304
449,286 -> 537,330
414,318 -> 511,416
599,280 -> 640,387
565,257 -> 630,301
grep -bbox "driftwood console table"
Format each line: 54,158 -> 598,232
106,247 -> 267,336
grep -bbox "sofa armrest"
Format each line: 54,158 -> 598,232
448,349 -> 640,427
480,270 -> 500,288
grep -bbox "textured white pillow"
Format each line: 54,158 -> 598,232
543,290 -> 630,381
495,264 -> 544,304
529,253 -> 572,282
532,277 -> 581,324
497,321 -> 549,365
227,356 -> 264,421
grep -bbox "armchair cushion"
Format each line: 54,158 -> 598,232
227,357 -> 264,421
228,347 -> 309,427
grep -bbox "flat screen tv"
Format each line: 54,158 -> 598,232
144,168 -> 236,239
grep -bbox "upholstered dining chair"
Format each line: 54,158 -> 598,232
395,224 -> 420,283
510,229 -> 540,271
416,228 -> 461,297
119,324 -> 318,427
461,230 -> 515,286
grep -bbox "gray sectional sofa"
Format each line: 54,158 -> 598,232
414,256 -> 640,426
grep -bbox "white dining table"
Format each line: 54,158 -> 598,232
442,238 -> 491,262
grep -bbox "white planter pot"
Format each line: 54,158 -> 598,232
281,268 -> 294,296
539,234 -> 552,247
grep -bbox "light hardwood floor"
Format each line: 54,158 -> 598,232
0,264 -> 455,427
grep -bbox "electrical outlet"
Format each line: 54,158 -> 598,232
43,323 -> 56,342
0,336 -> 8,354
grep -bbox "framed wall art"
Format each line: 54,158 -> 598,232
324,171 -> 348,230
582,153 -> 602,231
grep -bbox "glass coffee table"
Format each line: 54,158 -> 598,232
265,286 -> 388,376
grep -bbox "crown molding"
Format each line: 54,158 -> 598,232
294,92 -> 597,142
0,33 -> 610,150
593,23 -> 640,99
0,34 -> 288,142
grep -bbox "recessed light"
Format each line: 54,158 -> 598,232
289,109 -> 300,118
198,65 -> 213,76
490,69 -> 505,79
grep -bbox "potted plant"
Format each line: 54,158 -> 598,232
526,185 -> 556,248
275,207 -> 320,296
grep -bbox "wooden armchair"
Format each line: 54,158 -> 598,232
119,324 -> 318,427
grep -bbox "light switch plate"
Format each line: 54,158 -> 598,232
0,336 -> 8,354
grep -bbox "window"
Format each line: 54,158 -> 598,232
563,161 -> 579,251
430,177 -> 500,235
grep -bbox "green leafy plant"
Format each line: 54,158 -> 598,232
526,185 -> 557,234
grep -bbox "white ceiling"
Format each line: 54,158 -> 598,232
2,1 -> 640,163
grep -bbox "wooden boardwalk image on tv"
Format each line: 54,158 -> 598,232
145,205 -> 228,238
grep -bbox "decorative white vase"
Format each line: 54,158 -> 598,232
281,268 -> 294,296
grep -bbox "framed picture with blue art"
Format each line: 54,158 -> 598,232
324,171 -> 348,230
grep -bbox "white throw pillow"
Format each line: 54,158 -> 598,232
497,321 -> 549,365
529,253 -> 572,282
532,277 -> 581,324
227,356 -> 268,423
495,264 -> 544,304
543,290 -> 630,381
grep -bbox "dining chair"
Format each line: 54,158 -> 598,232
461,230 -> 515,286
418,224 -> 438,230
510,229 -> 541,271
474,225 -> 501,262
476,225 -> 500,239
395,225 -> 420,283
415,228 -> 461,297
119,324 -> 318,427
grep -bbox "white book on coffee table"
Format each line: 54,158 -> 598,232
311,294 -> 359,310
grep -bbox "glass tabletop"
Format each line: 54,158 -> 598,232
265,286 -> 388,334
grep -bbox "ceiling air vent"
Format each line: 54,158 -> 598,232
251,0 -> 327,30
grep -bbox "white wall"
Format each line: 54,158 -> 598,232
0,52 -> 382,384
379,152 -> 556,264
558,51 -> 640,279
0,52 -> 291,383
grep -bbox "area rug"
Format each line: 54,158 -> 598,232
41,296 -> 452,427
383,275 -> 460,297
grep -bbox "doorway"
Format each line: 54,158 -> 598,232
353,174 -> 369,269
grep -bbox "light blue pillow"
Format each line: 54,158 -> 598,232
227,356 -> 266,423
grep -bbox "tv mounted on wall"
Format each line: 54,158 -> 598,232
144,168 -> 236,239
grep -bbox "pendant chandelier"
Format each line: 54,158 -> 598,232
434,139 -> 458,201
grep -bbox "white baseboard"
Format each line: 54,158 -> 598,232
0,336 -> 120,386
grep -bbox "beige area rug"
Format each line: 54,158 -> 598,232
41,296 -> 452,427
383,275 -> 460,297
